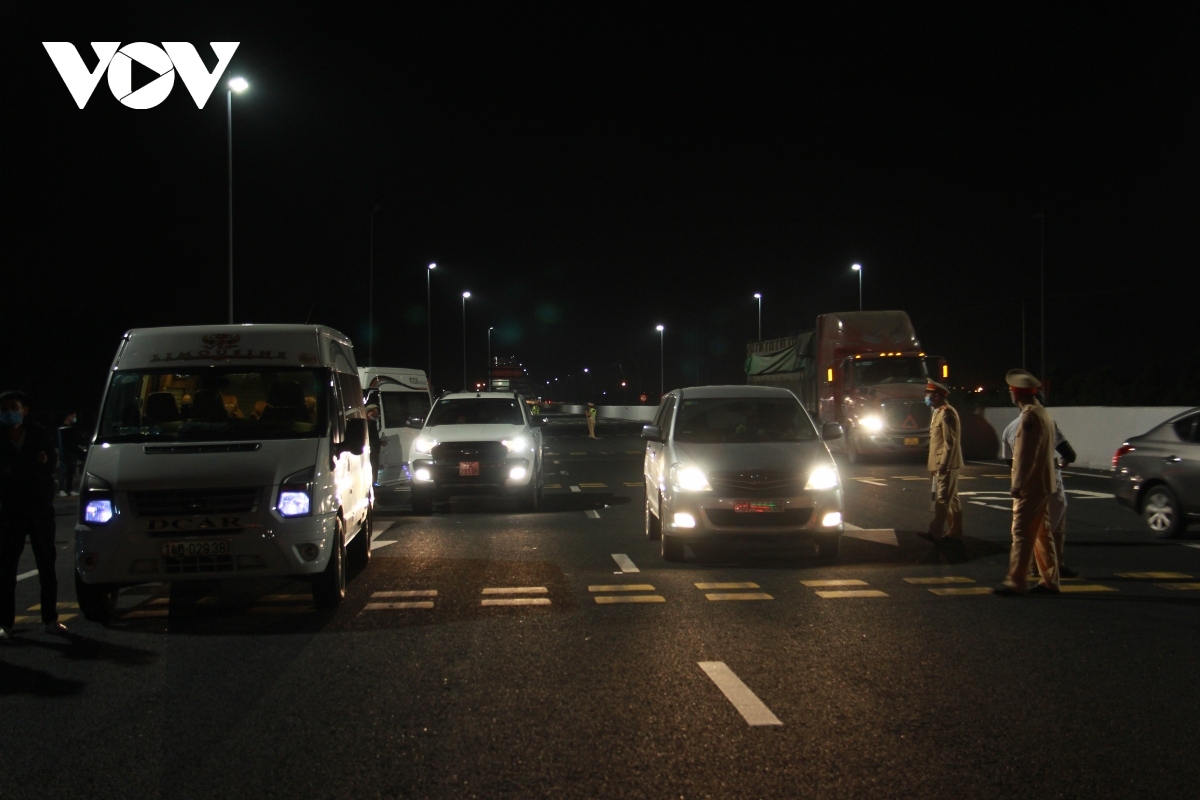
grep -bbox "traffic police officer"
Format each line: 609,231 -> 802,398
994,369 -> 1060,595
922,380 -> 964,541
586,402 -> 598,439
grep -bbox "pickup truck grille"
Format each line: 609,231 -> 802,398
431,441 -> 508,464
881,402 -> 931,431
131,487 -> 261,517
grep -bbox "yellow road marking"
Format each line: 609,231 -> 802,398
248,606 -> 313,614
815,589 -> 888,598
705,593 -> 774,601
482,598 -> 552,606
482,586 -> 548,595
801,579 -> 868,587
1157,582 -> 1200,590
928,587 -> 993,596
982,473 -> 1009,478
373,590 -> 437,598
695,582 -> 760,590
123,609 -> 168,618
13,616 -> 39,623
1116,572 -> 1192,580
544,483 -> 562,489
26,602 -> 80,610
1058,584 -> 1117,593
595,595 -> 665,604
365,601 -> 434,610
903,577 -> 975,585
578,482 -> 607,488
59,613 -> 77,622
589,585 -> 656,592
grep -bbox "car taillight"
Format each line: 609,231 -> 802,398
1112,444 -> 1135,469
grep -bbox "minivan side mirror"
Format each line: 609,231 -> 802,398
405,417 -> 425,429
342,418 -> 368,456
822,422 -> 843,441
641,424 -> 662,442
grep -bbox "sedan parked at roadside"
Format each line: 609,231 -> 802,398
1112,407 -> 1200,536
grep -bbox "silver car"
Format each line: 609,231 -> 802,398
642,385 -> 844,561
1112,407 -> 1200,536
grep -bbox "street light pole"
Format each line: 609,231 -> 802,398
753,293 -> 762,340
851,263 -> 862,311
226,77 -> 248,324
487,327 -> 494,391
1035,210 -> 1046,379
461,291 -> 471,390
656,325 -> 665,399
426,263 -> 436,387
368,204 -> 381,366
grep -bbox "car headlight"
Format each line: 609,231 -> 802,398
412,437 -> 436,455
860,415 -> 884,432
503,437 -> 528,453
670,464 -> 712,492
805,465 -> 839,491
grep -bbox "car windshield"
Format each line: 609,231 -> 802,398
97,368 -> 328,443
673,397 -> 818,443
427,398 -> 524,426
850,358 -> 928,385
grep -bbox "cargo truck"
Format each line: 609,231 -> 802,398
746,311 -> 946,463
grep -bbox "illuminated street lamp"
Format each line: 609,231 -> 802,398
487,326 -> 494,391
426,263 -> 436,386
656,325 -> 665,399
851,263 -> 863,311
753,293 -> 762,340
462,291 -> 471,390
226,76 -> 248,323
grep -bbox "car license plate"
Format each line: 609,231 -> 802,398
160,540 -> 231,558
459,461 -> 480,476
904,437 -> 920,446
734,501 -> 781,513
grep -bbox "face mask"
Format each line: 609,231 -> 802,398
924,396 -> 934,408
0,410 -> 22,427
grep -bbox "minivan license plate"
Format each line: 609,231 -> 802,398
459,461 -> 480,476
160,540 -> 231,558
734,501 -> 780,513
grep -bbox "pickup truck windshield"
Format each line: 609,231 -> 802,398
673,397 -> 818,443
427,398 -> 524,426
850,358 -> 928,385
97,368 -> 328,443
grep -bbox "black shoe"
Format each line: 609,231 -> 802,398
1029,584 -> 1061,596
992,585 -> 1025,597
1059,565 -> 1080,579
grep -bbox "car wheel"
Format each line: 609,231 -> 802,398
645,487 -> 662,541
349,505 -> 372,571
411,488 -> 434,515
75,571 -> 119,624
313,521 -> 346,609
1142,484 -> 1187,537
816,534 -> 840,561
661,532 -> 685,562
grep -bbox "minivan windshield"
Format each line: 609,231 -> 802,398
427,398 -> 524,426
673,397 -> 818,443
97,368 -> 328,443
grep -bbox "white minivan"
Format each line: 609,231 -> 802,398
75,325 -> 374,621
359,367 -> 432,502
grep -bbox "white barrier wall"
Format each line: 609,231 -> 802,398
555,404 -> 659,422
982,406 -> 1193,471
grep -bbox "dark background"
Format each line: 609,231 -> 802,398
9,4 -> 1196,425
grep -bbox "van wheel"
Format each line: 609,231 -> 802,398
411,489 -> 434,515
645,487 -> 662,541
313,522 -> 346,609
1142,484 -> 1186,537
349,506 -> 372,571
75,572 -> 119,624
661,532 -> 685,562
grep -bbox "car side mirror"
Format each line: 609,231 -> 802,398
531,416 -> 544,426
641,424 -> 662,442
822,422 -> 843,441
342,418 -> 368,456
405,417 -> 425,429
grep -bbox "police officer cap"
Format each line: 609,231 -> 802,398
925,381 -> 949,395
1005,369 -> 1041,389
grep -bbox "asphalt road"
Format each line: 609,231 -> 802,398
3,415 -> 1199,798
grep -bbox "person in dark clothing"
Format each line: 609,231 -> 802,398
57,410 -> 84,496
365,403 -> 381,487
1,390 -> 66,638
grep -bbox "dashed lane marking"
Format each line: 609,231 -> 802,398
365,601 -> 434,610
815,589 -> 889,598
698,662 -> 783,727
370,539 -> 397,551
595,595 -> 665,604
928,587 -> 993,596
695,582 -> 760,590
1116,572 -> 1192,580
800,579 -> 868,587
1058,584 -> 1118,593
16,570 -> 38,581
706,593 -> 774,601
585,509 -> 601,519
1158,583 -> 1200,591
570,485 -> 581,493
903,577 -> 975,585
482,586 -> 548,595
373,590 -> 437,597
1184,544 -> 1200,550
611,554 -> 640,573
590,584 -> 656,592
481,598 -> 552,606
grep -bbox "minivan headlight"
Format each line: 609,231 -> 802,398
278,466 -> 314,517
412,437 -> 436,455
80,473 -> 116,526
670,464 -> 712,492
83,498 -> 115,524
805,465 -> 839,491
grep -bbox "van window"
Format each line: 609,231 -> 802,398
380,391 -> 431,427
97,368 -> 327,443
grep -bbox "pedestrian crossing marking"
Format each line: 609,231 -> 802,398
25,602 -> 80,610
957,476 -> 977,480
590,584 -> 657,592
815,589 -> 888,598
481,598 -> 552,606
1157,583 -> 1200,591
482,586 -> 548,595
1058,584 -> 1117,593
373,590 -> 437,598
903,577 -> 975,585
928,587 -> 993,596
1116,572 -> 1192,580
595,595 -> 665,604
695,582 -> 760,590
578,482 -> 607,488
705,593 -> 774,601
801,579 -> 868,587
365,601 -> 434,610
969,500 -> 1011,510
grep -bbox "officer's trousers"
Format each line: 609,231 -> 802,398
1,504 -> 59,628
1004,492 -> 1058,590
586,416 -> 596,438
928,469 -> 963,538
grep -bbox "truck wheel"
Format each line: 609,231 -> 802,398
75,571 -> 119,624
816,534 -> 840,561
348,506 -> 372,571
313,522 -> 346,609
1142,484 -> 1186,537
645,487 -> 662,541
661,532 -> 685,562
411,488 -> 434,515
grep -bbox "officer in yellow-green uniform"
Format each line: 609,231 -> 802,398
921,380 -> 964,541
586,402 -> 597,439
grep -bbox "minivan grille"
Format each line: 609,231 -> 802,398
705,508 -> 813,527
131,487 -> 260,517
708,470 -> 804,497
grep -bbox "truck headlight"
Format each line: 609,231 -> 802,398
670,464 -> 711,492
412,437 -> 436,455
805,465 -> 839,490
860,415 -> 884,432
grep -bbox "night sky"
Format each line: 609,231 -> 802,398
11,5 -> 1195,424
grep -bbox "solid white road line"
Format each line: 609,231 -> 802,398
585,509 -> 600,518
370,539 -> 397,551
570,485 -> 581,493
16,570 -> 38,581
611,554 -> 640,573
698,662 -> 783,727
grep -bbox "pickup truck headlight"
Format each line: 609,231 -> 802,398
670,464 -> 712,492
412,437 -> 436,455
804,465 -> 839,491
860,415 -> 884,432
503,437 -> 529,453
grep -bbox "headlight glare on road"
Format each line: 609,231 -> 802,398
860,415 -> 884,432
503,437 -> 528,453
412,437 -> 436,455
805,465 -> 839,491
671,464 -> 712,492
